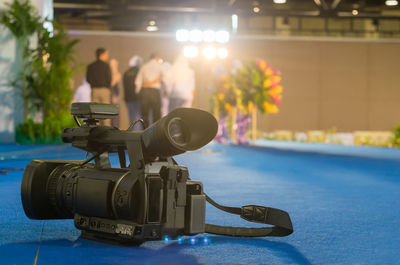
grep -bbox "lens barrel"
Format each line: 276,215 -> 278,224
21,160 -> 78,219
21,160 -> 132,220
141,108 -> 218,158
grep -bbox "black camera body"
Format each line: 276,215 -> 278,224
21,103 -> 217,243
22,103 -> 294,244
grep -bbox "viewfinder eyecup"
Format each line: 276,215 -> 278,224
141,108 -> 218,158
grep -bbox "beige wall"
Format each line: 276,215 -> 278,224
68,31 -> 400,132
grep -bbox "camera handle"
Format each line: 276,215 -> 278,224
204,193 -> 293,237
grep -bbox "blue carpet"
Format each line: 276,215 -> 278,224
0,142 -> 399,265
255,140 -> 400,161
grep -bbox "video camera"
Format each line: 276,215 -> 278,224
21,103 -> 293,244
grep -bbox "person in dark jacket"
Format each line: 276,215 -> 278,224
123,55 -> 143,130
86,47 -> 112,125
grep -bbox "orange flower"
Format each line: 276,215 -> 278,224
264,68 -> 273,77
263,79 -> 272,88
248,102 -> 254,113
268,85 -> 283,95
225,103 -> 233,114
272,75 -> 282,83
270,94 -> 282,105
264,102 -> 279,113
258,60 -> 267,71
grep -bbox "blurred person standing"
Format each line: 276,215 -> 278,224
167,56 -> 195,112
161,61 -> 172,117
123,56 -> 143,129
110,59 -> 121,128
135,53 -> 165,126
86,47 -> 111,125
73,78 -> 91,103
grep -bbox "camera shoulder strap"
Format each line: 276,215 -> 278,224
204,194 -> 293,237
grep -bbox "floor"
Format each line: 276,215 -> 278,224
0,141 -> 399,265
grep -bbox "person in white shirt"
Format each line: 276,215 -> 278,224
167,56 -> 195,112
135,53 -> 165,126
161,61 -> 172,117
73,78 -> 91,102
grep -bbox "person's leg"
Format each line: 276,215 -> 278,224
168,97 -> 178,112
161,95 -> 169,117
140,89 -> 150,128
100,88 -> 111,126
149,109 -> 153,125
91,89 -> 100,103
126,101 -> 134,123
131,100 -> 143,130
151,88 -> 161,124
111,108 -> 119,128
103,88 -> 111,104
126,101 -> 143,130
91,88 -> 111,125
94,87 -> 110,104
133,101 -> 141,121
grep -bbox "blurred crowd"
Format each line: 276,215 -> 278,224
74,47 -> 195,129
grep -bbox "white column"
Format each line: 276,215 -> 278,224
0,0 -> 53,143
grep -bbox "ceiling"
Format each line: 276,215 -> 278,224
53,0 -> 400,32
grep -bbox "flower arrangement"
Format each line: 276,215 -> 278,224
211,58 -> 283,145
211,74 -> 237,116
234,58 -> 283,114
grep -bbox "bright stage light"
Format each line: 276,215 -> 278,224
146,25 -> 158,32
183,45 -> 199,58
189,29 -> 203,42
176,29 -> 230,43
232,14 -> 238,32
202,30 -> 215,42
217,47 -> 228,59
386,0 -> 398,6
146,20 -> 158,32
273,0 -> 287,3
176,29 -> 189,42
202,45 -> 217,60
215,30 -> 230,43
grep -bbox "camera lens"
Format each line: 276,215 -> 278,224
21,160 -> 135,220
167,117 -> 188,146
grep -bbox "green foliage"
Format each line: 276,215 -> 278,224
1,0 -> 41,118
15,116 -> 75,144
392,124 -> 400,147
233,59 -> 282,114
1,0 -> 80,143
235,63 -> 259,108
29,22 -> 80,118
0,0 -> 39,38
211,75 -> 237,116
